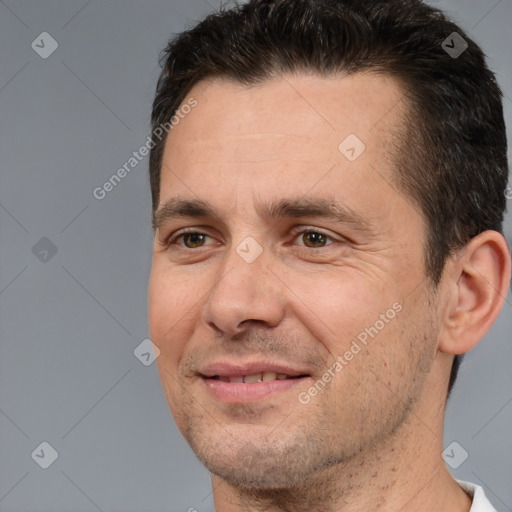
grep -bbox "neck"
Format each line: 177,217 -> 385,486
211,357 -> 472,512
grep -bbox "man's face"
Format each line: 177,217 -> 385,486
148,73 -> 441,488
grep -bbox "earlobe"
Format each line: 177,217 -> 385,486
439,230 -> 511,355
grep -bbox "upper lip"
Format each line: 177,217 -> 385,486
199,361 -> 311,378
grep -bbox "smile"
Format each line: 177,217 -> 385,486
211,372 -> 301,383
201,372 -> 310,403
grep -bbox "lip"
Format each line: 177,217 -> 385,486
199,361 -> 310,378
198,360 -> 311,404
202,377 -> 309,403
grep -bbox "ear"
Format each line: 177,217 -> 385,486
438,230 -> 511,355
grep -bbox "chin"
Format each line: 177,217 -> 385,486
188,427 -> 338,491
205,456 -> 308,490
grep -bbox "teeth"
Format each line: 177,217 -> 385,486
214,373 -> 296,383
243,373 -> 262,383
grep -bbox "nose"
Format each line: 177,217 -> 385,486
201,241 -> 286,337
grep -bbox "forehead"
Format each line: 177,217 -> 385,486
158,72 -> 411,226
164,72 -> 406,167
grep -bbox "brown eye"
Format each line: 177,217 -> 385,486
182,233 -> 207,248
301,231 -> 328,248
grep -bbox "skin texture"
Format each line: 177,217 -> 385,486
148,73 -> 511,511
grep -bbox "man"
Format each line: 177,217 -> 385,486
147,1 -> 511,510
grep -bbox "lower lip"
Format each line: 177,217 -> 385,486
202,377 -> 308,403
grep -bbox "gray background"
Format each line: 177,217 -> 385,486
0,0 -> 510,510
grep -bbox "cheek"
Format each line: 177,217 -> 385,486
323,300 -> 432,421
149,267 -> 200,421
148,266 -> 199,361
286,268 -> 400,350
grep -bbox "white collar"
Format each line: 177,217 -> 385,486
456,479 -> 498,512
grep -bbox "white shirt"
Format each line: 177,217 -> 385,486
457,480 -> 497,512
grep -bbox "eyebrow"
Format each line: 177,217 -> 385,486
153,196 -> 373,231
153,198 -> 216,230
259,197 -> 371,228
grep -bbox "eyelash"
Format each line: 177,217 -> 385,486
163,227 -> 337,250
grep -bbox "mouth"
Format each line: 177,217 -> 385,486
208,372 -> 308,383
198,363 -> 312,403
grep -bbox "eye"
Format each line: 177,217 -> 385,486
180,232 -> 209,248
293,229 -> 334,248
165,230 -> 217,249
